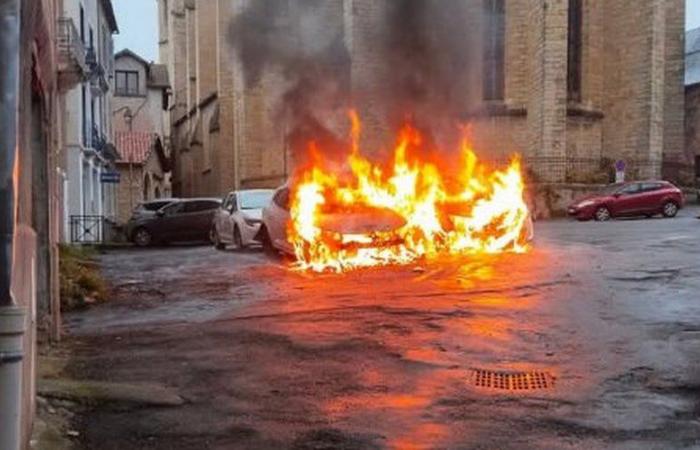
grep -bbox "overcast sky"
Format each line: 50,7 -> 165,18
113,0 -> 158,62
114,0 -> 700,64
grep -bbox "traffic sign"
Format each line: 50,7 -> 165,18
100,172 -> 121,183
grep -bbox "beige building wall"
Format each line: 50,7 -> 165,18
161,0 -> 688,197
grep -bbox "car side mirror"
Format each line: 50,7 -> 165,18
156,210 -> 165,217
613,193 -> 621,198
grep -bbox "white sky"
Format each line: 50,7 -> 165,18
112,0 -> 700,64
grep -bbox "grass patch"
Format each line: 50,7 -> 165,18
59,244 -> 107,311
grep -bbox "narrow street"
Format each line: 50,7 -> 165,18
47,210 -> 700,449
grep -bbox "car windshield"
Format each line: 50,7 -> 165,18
599,183 -> 624,195
239,191 -> 273,210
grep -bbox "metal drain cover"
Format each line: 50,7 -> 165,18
470,369 -> 555,391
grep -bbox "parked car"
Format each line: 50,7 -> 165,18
211,189 -> 274,249
258,183 -> 534,256
127,198 -> 221,246
129,198 -> 179,220
567,181 -> 684,221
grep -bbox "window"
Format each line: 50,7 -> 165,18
567,0 -> 583,102
240,191 -> 273,210
222,194 -> 233,211
483,0 -> 505,101
79,6 -> 85,42
138,200 -> 173,212
183,200 -> 220,213
162,202 -> 183,215
618,183 -> 641,195
641,182 -> 663,192
81,85 -> 87,147
115,70 -> 140,96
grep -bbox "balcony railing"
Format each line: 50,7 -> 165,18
87,48 -> 110,95
91,125 -> 106,153
57,18 -> 89,91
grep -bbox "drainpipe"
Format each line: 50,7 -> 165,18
0,1 -> 26,450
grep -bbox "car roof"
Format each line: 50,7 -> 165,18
227,189 -> 274,195
142,198 -> 179,204
178,197 -> 222,202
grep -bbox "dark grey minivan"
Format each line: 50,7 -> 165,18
127,198 -> 221,246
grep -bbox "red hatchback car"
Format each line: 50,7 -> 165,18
568,181 -> 684,221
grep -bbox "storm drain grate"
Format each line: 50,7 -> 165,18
470,369 -> 555,391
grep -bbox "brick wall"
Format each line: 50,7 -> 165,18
164,0 -> 688,196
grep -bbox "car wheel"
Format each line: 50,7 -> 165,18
259,226 -> 278,258
212,227 -> 225,250
594,206 -> 611,222
662,201 -> 678,218
233,226 -> 245,249
133,228 -> 152,247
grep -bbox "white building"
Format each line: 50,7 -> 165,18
57,0 -> 118,243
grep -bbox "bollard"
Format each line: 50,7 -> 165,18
0,305 -> 25,450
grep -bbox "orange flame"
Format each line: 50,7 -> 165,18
289,112 -> 530,272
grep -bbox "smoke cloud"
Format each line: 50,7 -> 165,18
228,0 -> 479,159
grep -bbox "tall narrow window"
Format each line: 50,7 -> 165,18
567,0 -> 583,102
483,0 -> 505,101
79,6 -> 85,42
81,85 -> 87,147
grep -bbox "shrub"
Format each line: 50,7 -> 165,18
59,244 -> 107,311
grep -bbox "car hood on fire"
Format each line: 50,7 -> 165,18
317,209 -> 407,234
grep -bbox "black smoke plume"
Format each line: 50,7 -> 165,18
228,0 -> 478,158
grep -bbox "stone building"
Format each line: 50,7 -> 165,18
684,26 -> 700,187
2,0 -> 69,445
114,131 -> 171,223
57,0 -> 119,243
159,0 -> 688,199
112,49 -> 172,223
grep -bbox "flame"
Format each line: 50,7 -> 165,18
289,112 -> 530,272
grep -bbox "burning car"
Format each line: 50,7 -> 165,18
257,113 -> 534,272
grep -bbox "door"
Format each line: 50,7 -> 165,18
157,202 -> 186,240
182,200 -> 220,240
217,194 -> 234,243
638,182 -> 665,213
610,183 -> 643,216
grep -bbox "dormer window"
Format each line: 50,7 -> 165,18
115,70 -> 140,96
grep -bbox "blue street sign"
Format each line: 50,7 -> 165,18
100,172 -> 121,183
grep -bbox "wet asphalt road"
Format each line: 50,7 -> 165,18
64,208 -> 700,449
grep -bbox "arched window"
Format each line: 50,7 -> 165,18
143,173 -> 151,200
568,0 -> 583,102
483,0 -> 505,101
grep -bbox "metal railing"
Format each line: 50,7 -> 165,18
86,47 -> 109,95
69,215 -> 104,244
91,124 -> 106,153
57,18 -> 87,74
